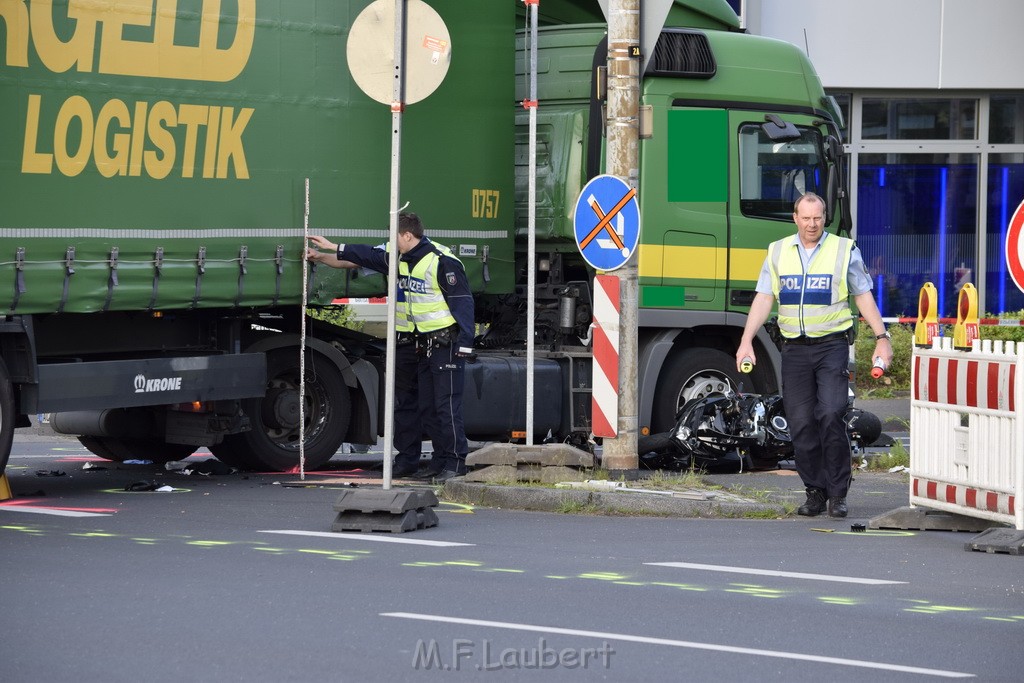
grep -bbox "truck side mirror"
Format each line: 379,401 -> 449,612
761,114 -> 801,142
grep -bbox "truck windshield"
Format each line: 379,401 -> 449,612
737,124 -> 827,223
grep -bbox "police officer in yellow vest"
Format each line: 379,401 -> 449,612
307,213 -> 474,481
736,193 -> 892,518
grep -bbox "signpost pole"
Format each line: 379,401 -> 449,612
381,0 -> 407,490
601,0 -> 640,470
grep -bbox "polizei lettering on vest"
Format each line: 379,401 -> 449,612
805,275 -> 832,290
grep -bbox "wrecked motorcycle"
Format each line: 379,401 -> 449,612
637,390 -> 882,473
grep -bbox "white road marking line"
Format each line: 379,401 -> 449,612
0,506 -> 111,517
259,529 -> 474,547
645,562 -> 906,585
381,612 -> 973,679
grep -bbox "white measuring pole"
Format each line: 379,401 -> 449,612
525,0 -> 539,445
298,177 -> 310,480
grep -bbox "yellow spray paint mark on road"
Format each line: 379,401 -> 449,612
818,597 -> 863,606
650,582 -> 707,592
724,583 -> 786,599
438,502 -> 475,514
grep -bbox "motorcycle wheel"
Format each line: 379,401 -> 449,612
650,348 -> 742,434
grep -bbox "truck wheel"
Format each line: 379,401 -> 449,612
0,358 -> 14,476
218,349 -> 351,472
78,436 -> 195,464
650,348 -> 741,434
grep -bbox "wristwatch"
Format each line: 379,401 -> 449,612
875,331 -> 891,340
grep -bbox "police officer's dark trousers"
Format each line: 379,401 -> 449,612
780,337 -> 852,497
418,341 -> 467,473
394,341 -> 432,469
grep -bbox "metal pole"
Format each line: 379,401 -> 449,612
525,0 -> 539,445
601,0 -> 640,470
382,0 -> 407,490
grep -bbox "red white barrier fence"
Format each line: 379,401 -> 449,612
910,337 -> 1024,530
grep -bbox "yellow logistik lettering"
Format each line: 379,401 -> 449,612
146,100 -> 177,180
216,106 -> 253,179
22,94 -> 254,180
54,94 -> 92,176
5,0 -> 256,82
94,98 -> 132,178
21,94 -> 51,173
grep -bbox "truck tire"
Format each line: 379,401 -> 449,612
0,358 -> 14,476
78,436 -> 195,464
650,348 -> 741,434
215,349 -> 351,472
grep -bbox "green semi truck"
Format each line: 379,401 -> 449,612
0,0 -> 849,473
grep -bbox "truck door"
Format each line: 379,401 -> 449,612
726,111 -> 834,311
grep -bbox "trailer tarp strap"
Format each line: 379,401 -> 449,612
147,247 -> 163,312
192,246 -> 206,309
103,247 -> 119,312
11,247 -> 26,312
235,246 -> 248,306
58,246 -> 75,314
273,244 -> 284,306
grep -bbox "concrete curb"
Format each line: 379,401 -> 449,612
442,480 -> 787,518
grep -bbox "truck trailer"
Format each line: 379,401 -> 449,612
0,0 -> 850,473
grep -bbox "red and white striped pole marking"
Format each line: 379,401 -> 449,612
591,274 -> 620,437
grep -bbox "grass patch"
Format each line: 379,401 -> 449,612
556,499 -> 600,514
867,441 -> 910,471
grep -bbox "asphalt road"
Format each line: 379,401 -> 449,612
2,436 -> 1022,682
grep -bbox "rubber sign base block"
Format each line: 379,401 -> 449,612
869,506 -> 995,533
331,488 -> 439,533
964,527 -> 1024,556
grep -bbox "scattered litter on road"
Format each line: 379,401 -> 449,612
851,524 -> 867,532
35,469 -> 66,477
888,465 -> 907,473
123,459 -> 154,465
81,462 -> 106,471
810,528 -> 835,533
125,481 -> 159,492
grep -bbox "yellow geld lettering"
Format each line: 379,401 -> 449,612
29,0 -> 99,73
98,0 -> 255,82
0,0 -> 30,67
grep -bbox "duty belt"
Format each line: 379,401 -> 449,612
419,324 -> 458,342
782,330 -> 848,346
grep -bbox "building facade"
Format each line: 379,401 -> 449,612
740,0 -> 1024,317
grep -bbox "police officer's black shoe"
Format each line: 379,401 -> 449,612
391,463 -> 421,478
828,497 -> 848,518
411,466 -> 444,480
797,488 -> 828,516
433,469 -> 464,483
